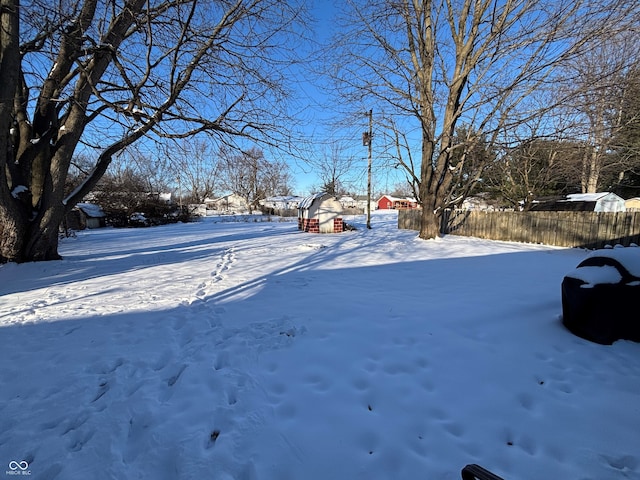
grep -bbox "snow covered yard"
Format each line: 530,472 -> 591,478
1,211 -> 639,480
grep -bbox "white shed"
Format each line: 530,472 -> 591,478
75,203 -> 106,229
565,192 -> 626,212
298,192 -> 344,233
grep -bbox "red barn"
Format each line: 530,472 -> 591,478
377,195 -> 418,210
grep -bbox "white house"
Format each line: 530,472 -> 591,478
261,196 -> 304,211
461,194 -> 499,211
346,195 -> 375,212
338,196 -> 358,208
205,194 -> 249,213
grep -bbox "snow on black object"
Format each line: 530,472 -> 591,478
562,246 -> 640,344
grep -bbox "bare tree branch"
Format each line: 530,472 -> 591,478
330,0 -> 640,238
1,0 -> 308,262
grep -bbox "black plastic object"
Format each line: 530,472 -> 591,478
562,250 -> 640,345
461,464 -> 504,480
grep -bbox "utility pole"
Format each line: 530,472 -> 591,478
364,109 -> 373,229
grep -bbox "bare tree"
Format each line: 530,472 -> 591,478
117,148 -> 173,195
485,139 -> 582,209
559,33 -> 640,193
219,146 -> 292,213
164,139 -> 220,204
376,116 -> 422,201
389,181 -> 415,199
310,143 -> 359,196
331,0 -> 639,239
261,158 -> 294,198
611,66 -> 640,195
0,0 -> 306,262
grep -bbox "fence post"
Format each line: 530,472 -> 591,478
440,209 -> 451,234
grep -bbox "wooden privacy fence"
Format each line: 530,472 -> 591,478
398,209 -> 640,249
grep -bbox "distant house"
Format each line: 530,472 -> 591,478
147,192 -> 172,203
188,204 -> 208,217
261,196 -> 304,211
205,194 -> 249,213
298,192 -> 344,233
338,196 -> 357,208
625,197 -> 640,211
377,195 -> 419,210
461,195 -> 497,211
530,192 -> 626,212
352,195 -> 376,212
66,203 -> 107,230
338,195 -> 371,213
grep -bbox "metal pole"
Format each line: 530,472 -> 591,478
367,109 -> 373,229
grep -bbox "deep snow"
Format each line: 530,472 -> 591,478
1,211 -> 639,480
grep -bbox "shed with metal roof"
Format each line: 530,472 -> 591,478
297,193 -> 344,233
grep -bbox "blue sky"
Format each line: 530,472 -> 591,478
280,0 -> 414,197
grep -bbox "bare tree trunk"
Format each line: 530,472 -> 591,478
0,210 -> 27,263
1,0 -> 305,263
0,0 -> 23,262
585,148 -> 601,193
419,207 -> 441,239
24,212 -> 63,261
419,136 -> 443,239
